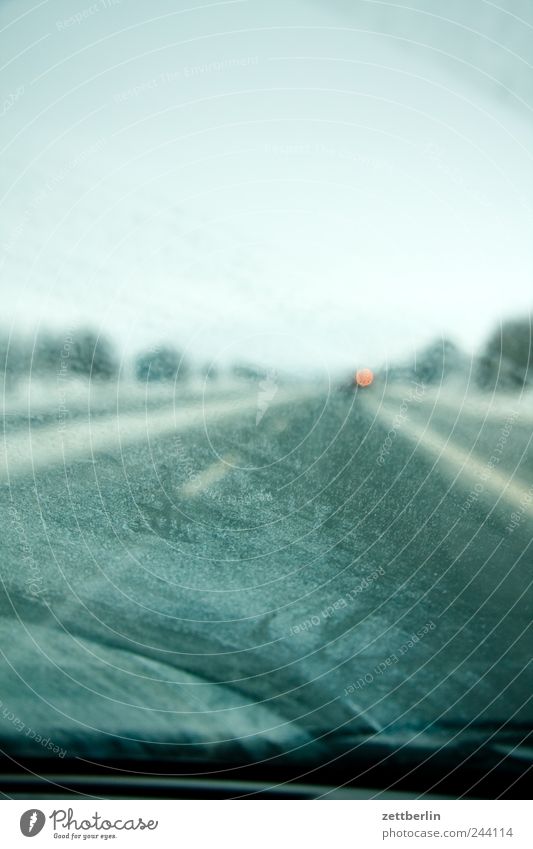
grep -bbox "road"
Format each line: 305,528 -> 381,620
0,377 -> 531,766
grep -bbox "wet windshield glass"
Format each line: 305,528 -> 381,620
0,0 -> 531,773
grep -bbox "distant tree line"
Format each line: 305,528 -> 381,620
0,326 -> 279,389
134,345 -> 189,383
0,328 -> 120,383
5,316 -> 529,393
475,317 -> 532,391
0,328 -> 199,387
376,315 -> 533,393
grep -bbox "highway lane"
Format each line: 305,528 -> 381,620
0,380 -> 531,762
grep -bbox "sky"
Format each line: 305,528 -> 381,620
1,0 -> 533,374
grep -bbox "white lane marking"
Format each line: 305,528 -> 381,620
0,378 -> 246,418
180,453 -> 239,497
0,389 -> 314,483
383,382 -> 532,423
365,396 -> 533,519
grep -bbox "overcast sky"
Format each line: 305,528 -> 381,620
1,0 -> 533,374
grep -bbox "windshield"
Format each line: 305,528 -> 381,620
0,0 -> 532,792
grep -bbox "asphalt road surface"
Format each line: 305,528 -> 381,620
0,377 -> 531,765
